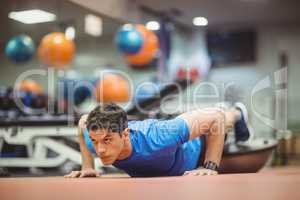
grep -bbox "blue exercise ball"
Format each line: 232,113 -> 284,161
10,90 -> 34,108
115,24 -> 143,54
134,80 -> 161,102
58,78 -> 93,106
5,35 -> 35,63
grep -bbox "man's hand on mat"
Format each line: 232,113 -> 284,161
64,168 -> 101,178
183,168 -> 218,176
78,114 -> 88,129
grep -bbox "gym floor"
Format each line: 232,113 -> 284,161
1,167 -> 299,200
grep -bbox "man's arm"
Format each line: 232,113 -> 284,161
78,127 -> 95,170
64,115 -> 101,178
179,108 -> 238,175
183,133 -> 225,176
203,129 -> 225,167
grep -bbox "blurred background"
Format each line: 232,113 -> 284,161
0,0 -> 299,177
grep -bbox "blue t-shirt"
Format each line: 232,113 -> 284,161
84,118 -> 202,177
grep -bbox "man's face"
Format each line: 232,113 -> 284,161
89,129 -> 126,165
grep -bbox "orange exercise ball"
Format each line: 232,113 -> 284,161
18,79 -> 43,94
38,32 -> 75,68
94,74 -> 130,102
125,24 -> 159,66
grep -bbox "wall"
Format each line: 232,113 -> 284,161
177,24 -> 300,137
69,0 -> 140,23
160,23 -> 300,139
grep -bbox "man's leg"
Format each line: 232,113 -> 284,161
178,107 -> 241,138
234,102 -> 251,142
211,102 -> 252,143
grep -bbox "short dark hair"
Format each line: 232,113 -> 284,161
86,102 -> 128,134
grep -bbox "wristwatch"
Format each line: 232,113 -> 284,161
203,161 -> 219,171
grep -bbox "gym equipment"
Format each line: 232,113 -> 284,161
31,94 -> 48,109
219,138 -> 278,173
120,24 -> 159,66
134,80 -> 161,102
0,116 -> 103,172
176,68 -> 188,80
0,83 -> 46,113
38,32 -> 75,68
15,91 -> 34,108
190,67 -> 200,81
0,87 -> 30,110
0,168 -> 10,177
127,79 -> 191,116
0,126 -> 80,167
5,35 -> 35,63
0,87 -> 10,110
115,24 -> 143,54
58,78 -> 93,106
18,79 -> 43,94
94,74 -> 130,102
176,67 -> 200,82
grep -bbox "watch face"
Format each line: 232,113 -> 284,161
204,161 -> 218,171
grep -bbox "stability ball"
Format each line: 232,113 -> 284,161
58,78 -> 93,105
5,35 -> 35,63
94,74 -> 130,103
125,25 -> 159,66
15,91 -> 34,108
18,79 -> 43,94
38,32 -> 75,68
115,24 -> 143,54
134,80 -> 160,102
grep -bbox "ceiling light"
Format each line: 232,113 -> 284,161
65,26 -> 76,40
146,21 -> 160,31
8,9 -> 56,24
193,17 -> 208,26
85,14 -> 103,37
